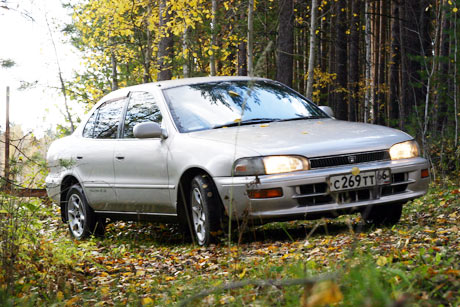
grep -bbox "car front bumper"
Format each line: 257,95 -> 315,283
213,157 -> 430,221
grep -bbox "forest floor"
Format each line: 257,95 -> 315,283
1,181 -> 459,306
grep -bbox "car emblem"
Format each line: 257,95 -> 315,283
348,155 -> 356,164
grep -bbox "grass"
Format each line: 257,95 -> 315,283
1,181 -> 459,306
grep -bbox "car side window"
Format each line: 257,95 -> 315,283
123,92 -> 163,138
92,98 -> 125,139
82,111 -> 98,138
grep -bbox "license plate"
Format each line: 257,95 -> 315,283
329,169 -> 391,192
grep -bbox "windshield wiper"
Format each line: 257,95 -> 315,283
276,116 -> 324,122
212,118 -> 279,129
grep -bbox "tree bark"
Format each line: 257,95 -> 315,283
238,41 -> 248,76
348,0 -> 360,121
157,0 -> 173,81
306,0 -> 318,100
276,0 -> 294,86
435,5 -> 449,133
389,0 -> 400,127
111,52 -> 118,90
247,0 -> 254,76
364,0 -> 372,123
183,27 -> 189,77
334,0 -> 348,120
210,0 -> 217,76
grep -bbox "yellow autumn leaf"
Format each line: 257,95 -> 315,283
56,291 -> 64,301
228,90 -> 239,97
142,297 -> 154,306
302,280 -> 343,307
65,296 -> 80,306
238,268 -> 247,279
101,287 -> 109,296
376,256 -> 387,266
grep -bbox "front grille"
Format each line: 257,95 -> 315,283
381,172 -> 409,196
309,151 -> 390,169
294,171 -> 410,207
297,183 -> 333,206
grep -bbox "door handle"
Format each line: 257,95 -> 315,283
115,156 -> 125,160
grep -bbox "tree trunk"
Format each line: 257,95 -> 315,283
348,0 -> 360,121
238,41 -> 248,76
389,0 -> 400,127
435,6 -> 449,133
376,0 -> 387,125
306,0 -> 318,100
247,0 -> 254,76
210,0 -> 217,76
276,0 -> 294,86
398,1 -> 407,129
364,0 -> 372,123
157,0 -> 173,81
334,0 -> 348,120
183,27 -> 190,77
111,52 -> 119,90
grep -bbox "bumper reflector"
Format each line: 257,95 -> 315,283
421,169 -> 429,178
248,188 -> 283,199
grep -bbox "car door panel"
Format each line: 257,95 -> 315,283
77,98 -> 126,210
113,91 -> 172,213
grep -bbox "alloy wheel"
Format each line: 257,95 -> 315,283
191,187 -> 206,244
67,194 -> 86,238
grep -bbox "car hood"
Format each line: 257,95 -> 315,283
188,119 -> 412,158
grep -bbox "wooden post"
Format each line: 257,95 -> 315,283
4,86 -> 10,190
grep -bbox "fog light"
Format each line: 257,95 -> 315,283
247,188 -> 283,199
421,169 -> 429,178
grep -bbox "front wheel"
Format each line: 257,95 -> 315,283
66,184 -> 103,239
361,203 -> 403,226
189,175 -> 222,246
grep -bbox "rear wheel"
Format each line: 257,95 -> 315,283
66,184 -> 104,239
361,203 -> 403,226
189,175 -> 222,246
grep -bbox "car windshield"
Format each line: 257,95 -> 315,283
163,80 -> 328,133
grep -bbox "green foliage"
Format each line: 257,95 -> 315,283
0,182 -> 459,305
0,58 -> 15,68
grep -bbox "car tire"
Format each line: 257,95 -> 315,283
65,184 -> 102,239
361,202 -> 403,226
189,174 -> 222,246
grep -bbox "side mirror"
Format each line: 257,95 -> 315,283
319,106 -> 334,118
133,122 -> 168,139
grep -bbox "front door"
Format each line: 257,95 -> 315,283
113,91 -> 172,213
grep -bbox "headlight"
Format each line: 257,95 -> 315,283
233,156 -> 310,176
389,140 -> 420,160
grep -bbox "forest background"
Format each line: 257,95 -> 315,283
0,0 -> 459,306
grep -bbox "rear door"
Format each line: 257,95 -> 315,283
76,98 -> 126,210
113,91 -> 172,214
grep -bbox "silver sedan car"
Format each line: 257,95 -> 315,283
46,76 -> 430,245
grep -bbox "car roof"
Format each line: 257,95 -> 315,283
154,76 -> 267,89
102,76 -> 268,101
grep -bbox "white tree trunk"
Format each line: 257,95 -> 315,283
306,0 -> 318,100
210,0 -> 217,76
364,0 -> 372,123
183,26 -> 189,77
